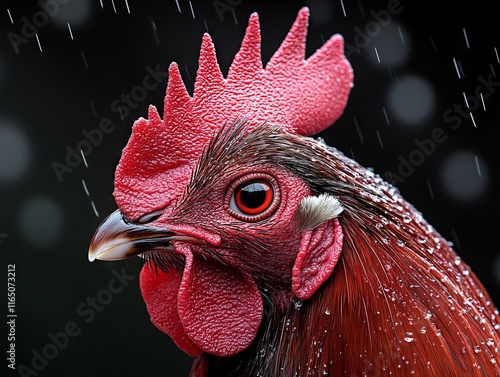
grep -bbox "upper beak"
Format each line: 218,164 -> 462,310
88,209 -> 175,262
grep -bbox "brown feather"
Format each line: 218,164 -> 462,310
187,123 -> 500,376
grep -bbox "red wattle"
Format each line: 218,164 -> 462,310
139,265 -> 203,357
176,244 -> 263,357
139,244 -> 263,357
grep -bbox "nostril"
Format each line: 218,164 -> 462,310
121,213 -> 132,224
136,210 -> 163,224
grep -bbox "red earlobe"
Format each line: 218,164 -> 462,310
292,218 -> 343,300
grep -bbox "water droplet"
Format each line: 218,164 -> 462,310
403,214 -> 412,223
294,300 -> 303,310
316,137 -> 326,145
325,308 -> 331,315
417,235 -> 427,244
420,327 -> 427,334
397,239 -> 405,247
424,311 -> 432,319
404,332 -> 414,342
474,345 -> 482,353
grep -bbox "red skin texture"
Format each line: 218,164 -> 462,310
176,243 -> 262,356
139,265 -> 202,356
292,218 -> 343,300
140,243 -> 262,357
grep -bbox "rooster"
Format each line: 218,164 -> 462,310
88,7 -> 500,377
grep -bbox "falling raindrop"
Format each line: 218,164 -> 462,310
429,35 -> 437,51
67,23 -> 74,40
374,47 -> 381,63
453,57 -> 461,79
463,28 -> 470,49
382,107 -> 390,125
480,93 -> 486,111
6,8 -> 13,24
35,33 -> 43,52
426,180 -> 434,200
81,50 -> 89,70
339,0 -> 346,17
376,130 -> 384,148
189,1 -> 195,19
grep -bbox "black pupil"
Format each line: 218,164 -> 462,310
240,183 -> 267,209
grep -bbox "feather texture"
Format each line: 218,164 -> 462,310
185,123 -> 500,377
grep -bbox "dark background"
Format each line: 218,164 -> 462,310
1,0 -> 498,376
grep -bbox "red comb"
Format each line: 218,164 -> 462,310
114,7 -> 353,219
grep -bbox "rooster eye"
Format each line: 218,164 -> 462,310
227,174 -> 280,222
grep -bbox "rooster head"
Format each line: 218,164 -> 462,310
88,7 -> 353,358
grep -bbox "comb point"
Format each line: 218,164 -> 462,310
164,62 -> 191,120
193,33 -> 225,98
227,9 -> 263,81
266,6 -> 309,71
148,105 -> 161,124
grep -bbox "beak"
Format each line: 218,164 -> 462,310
88,209 -> 175,262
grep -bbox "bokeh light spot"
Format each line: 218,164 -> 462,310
0,122 -> 30,183
367,22 -> 410,67
19,197 -> 64,248
387,75 -> 435,126
51,0 -> 93,28
439,151 -> 488,202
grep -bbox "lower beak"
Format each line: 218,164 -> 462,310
88,210 -> 175,262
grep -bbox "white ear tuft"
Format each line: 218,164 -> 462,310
297,194 -> 344,231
